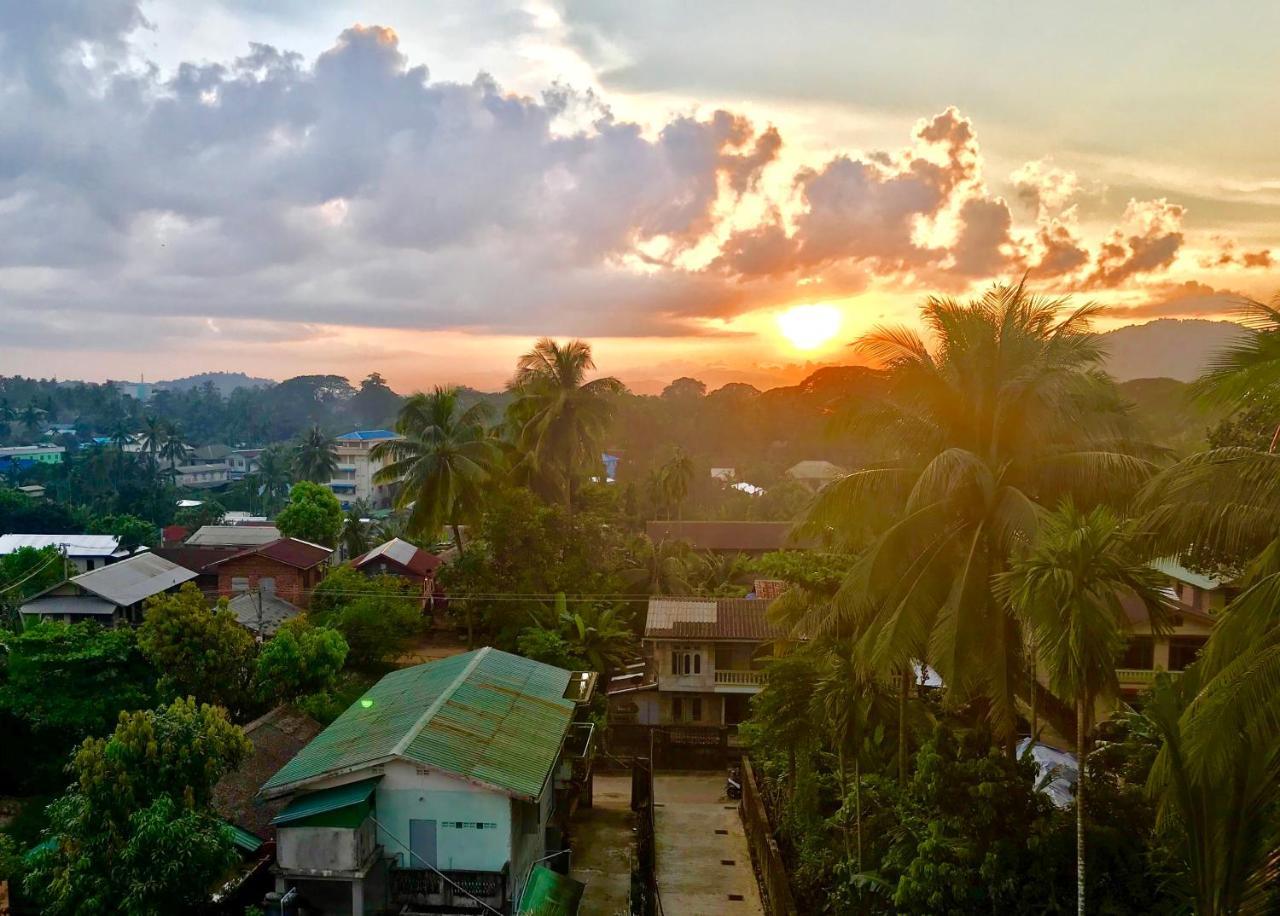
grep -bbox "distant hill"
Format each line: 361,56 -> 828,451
1099,319 -> 1244,382
155,372 -> 275,395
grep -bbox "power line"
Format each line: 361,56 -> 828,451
0,549 -> 67,595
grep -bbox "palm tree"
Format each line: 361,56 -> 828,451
255,444 -> 293,515
506,338 -> 625,515
294,425 -> 338,484
20,401 -> 43,438
618,535 -> 694,596
694,551 -> 751,596
793,282 -> 1154,745
557,599 -> 635,681
661,448 -> 696,520
341,499 -> 374,559
158,422 -> 188,471
372,387 -> 498,551
998,502 -> 1173,916
139,415 -> 165,470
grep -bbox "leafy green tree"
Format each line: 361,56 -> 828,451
173,499 -> 226,530
275,480 -> 343,546
137,583 -> 255,713
255,616 -> 349,703
88,512 -> 157,550
999,502 -> 1173,915
516,627 -> 587,671
0,545 -> 69,624
371,387 -> 498,550
506,338 -> 625,514
349,372 -> 403,428
254,444 -> 293,515
798,283 -> 1153,744
311,567 -> 420,667
25,697 -> 251,916
293,424 -> 338,484
554,597 -> 634,680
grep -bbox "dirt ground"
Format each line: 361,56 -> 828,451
571,774 -> 635,916
653,772 -> 765,916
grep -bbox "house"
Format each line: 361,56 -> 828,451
645,520 -> 810,556
212,706 -> 325,910
0,533 -> 123,574
1153,558 -> 1238,616
350,538 -> 442,602
1116,592 -> 1215,698
186,525 -> 282,548
328,430 -> 402,510
152,545 -> 241,593
0,443 -> 65,471
609,595 -> 786,731
785,459 -> 845,492
228,449 -> 263,480
174,461 -> 230,489
18,552 -> 198,625
16,484 -> 45,500
257,648 -> 596,916
209,538 -> 332,609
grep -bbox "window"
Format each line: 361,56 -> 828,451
259,577 -> 276,594
672,697 -> 683,722
230,576 -> 249,593
683,654 -> 691,675
1168,637 -> 1207,672
693,654 -> 701,674
671,651 -> 679,675
1119,637 -> 1154,669
691,698 -> 702,722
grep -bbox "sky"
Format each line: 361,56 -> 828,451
1,1 -> 1276,393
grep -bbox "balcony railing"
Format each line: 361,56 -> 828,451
714,669 -> 766,687
1116,667 -> 1184,684
391,862 -> 508,910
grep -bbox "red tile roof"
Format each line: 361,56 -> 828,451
208,538 -> 333,570
645,596 -> 785,642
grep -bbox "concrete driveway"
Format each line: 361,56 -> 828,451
572,774 -> 634,916
653,772 -> 764,916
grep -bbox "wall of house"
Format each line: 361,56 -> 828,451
661,692 -> 723,725
217,558 -> 312,608
653,641 -> 716,691
278,818 -> 376,872
373,760 -> 513,873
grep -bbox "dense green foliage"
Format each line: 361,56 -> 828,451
275,480 -> 343,546
310,565 -> 422,667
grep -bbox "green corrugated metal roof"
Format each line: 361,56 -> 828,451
272,776 -> 381,825
263,648 -> 576,801
1153,558 -> 1224,590
223,820 -> 265,853
518,865 -> 584,915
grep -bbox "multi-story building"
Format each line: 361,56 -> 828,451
327,430 -> 402,510
0,533 -> 123,574
228,448 -> 263,480
0,443 -> 65,471
610,594 -> 786,730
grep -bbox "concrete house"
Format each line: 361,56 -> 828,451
609,595 -> 785,731
210,537 -> 333,610
258,648 -> 595,915
19,552 -> 197,625
0,533 -> 123,574
1116,588 -> 1216,698
328,430 -> 402,510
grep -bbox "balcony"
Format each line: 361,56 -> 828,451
1116,668 -> 1183,685
714,669 -> 766,689
391,862 -> 508,911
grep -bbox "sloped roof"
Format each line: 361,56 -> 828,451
352,538 -> 441,577
752,579 -> 789,601
262,648 -> 577,801
336,429 -> 399,441
645,596 -> 784,642
210,537 -> 332,570
19,595 -> 118,617
1153,558 -> 1228,591
70,552 -> 197,606
645,520 -> 805,552
213,706 -> 324,841
187,525 -> 281,547
192,444 -> 234,460
0,534 -> 120,557
786,459 -> 845,480
152,545 -> 240,573
227,591 -> 303,635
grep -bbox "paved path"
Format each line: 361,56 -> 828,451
653,772 -> 765,916
572,774 -> 634,916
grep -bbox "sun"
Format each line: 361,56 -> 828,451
777,304 -> 842,351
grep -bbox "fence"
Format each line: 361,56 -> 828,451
629,752 -> 660,916
740,757 -> 799,916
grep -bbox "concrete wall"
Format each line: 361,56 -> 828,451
654,641 -> 716,692
278,818 -> 376,872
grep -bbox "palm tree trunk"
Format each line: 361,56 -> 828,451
1076,695 -> 1086,916
838,746 -> 851,862
898,666 -> 909,785
854,753 -> 863,873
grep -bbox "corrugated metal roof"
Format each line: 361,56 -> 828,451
645,596 -> 784,641
223,821 -> 265,854
272,777 -> 380,825
263,648 -> 577,801
19,595 -> 118,616
353,538 -> 442,577
209,538 -> 332,570
518,865 -> 585,915
1153,558 -> 1226,591
227,591 -> 303,635
786,459 -> 845,480
336,429 -> 399,441
0,534 -> 120,557
186,525 -> 281,547
71,552 -> 197,606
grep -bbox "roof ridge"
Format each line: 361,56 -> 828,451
389,647 -> 491,759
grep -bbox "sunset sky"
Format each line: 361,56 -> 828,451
1,1 -> 1277,392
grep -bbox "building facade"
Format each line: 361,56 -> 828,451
210,538 -> 333,610
326,430 -> 402,510
0,444 -> 65,471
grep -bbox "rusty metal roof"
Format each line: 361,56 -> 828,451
262,648 -> 577,801
645,596 -> 784,642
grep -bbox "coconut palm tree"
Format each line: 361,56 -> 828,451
506,338 -> 625,515
619,535 -> 694,596
998,501 -> 1173,916
661,447 -> 696,520
158,422 -> 189,471
372,387 -> 498,552
340,499 -> 374,559
293,425 -> 338,484
793,282 -> 1155,745
557,600 -> 634,681
139,415 -> 165,470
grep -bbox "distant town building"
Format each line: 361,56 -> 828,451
328,430 -> 402,510
0,443 -> 65,471
228,448 -> 263,480
186,525 -> 282,548
785,459 -> 846,492
0,533 -> 123,574
18,552 -> 197,625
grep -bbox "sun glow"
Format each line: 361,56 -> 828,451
777,304 -> 842,350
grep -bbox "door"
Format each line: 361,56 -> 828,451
409,819 -> 437,870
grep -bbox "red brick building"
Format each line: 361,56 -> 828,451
209,538 -> 332,609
